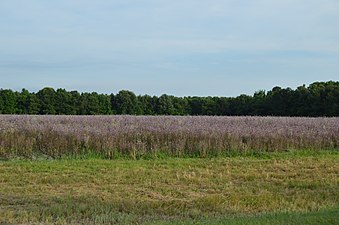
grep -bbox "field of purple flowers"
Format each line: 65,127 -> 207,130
0,115 -> 338,159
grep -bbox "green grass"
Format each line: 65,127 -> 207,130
0,151 -> 338,224
157,208 -> 339,225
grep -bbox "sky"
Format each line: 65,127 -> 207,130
0,0 -> 338,97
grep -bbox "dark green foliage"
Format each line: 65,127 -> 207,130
37,87 -> 57,114
157,94 -> 176,115
0,81 -> 338,116
54,89 -> 73,114
77,92 -> 100,115
16,89 -> 30,114
114,90 -> 139,114
0,89 -> 17,114
138,95 -> 157,115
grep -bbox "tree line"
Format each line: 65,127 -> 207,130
0,81 -> 338,116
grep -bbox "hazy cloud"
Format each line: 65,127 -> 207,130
0,0 -> 338,96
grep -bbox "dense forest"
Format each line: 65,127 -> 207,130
0,81 -> 338,116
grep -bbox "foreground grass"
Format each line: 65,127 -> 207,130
158,208 -> 339,225
0,151 -> 338,224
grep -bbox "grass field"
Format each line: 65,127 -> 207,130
1,115 -> 338,160
0,150 -> 338,224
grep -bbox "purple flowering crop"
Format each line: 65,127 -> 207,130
0,115 -> 338,159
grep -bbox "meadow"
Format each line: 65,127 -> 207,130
0,115 -> 338,224
0,115 -> 338,159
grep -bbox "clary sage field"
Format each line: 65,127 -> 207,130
0,115 -> 338,159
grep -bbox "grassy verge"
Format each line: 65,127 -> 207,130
0,151 -> 338,224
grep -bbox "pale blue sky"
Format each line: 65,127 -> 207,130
0,0 -> 338,96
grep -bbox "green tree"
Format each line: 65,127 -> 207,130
16,89 -> 31,114
293,85 -> 310,116
37,87 -> 57,114
98,94 -> 112,114
201,97 -> 217,115
137,95 -> 156,115
188,97 -> 204,115
0,89 -> 17,114
70,91 -> 81,114
266,87 -> 294,116
1,82 -> 339,116
78,92 -> 100,115
27,94 -> 40,114
115,90 -> 138,114
229,94 -> 253,115
252,90 -> 266,116
55,88 -> 75,114
173,97 -> 189,115
214,97 -> 230,115
157,94 -> 175,115
322,81 -> 339,116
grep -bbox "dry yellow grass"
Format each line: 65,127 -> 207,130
0,152 -> 338,224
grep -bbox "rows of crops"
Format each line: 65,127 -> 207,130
0,115 -> 338,159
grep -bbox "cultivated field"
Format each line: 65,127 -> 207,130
0,115 -> 338,159
0,115 -> 338,224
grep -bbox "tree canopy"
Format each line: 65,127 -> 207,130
0,81 -> 338,116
